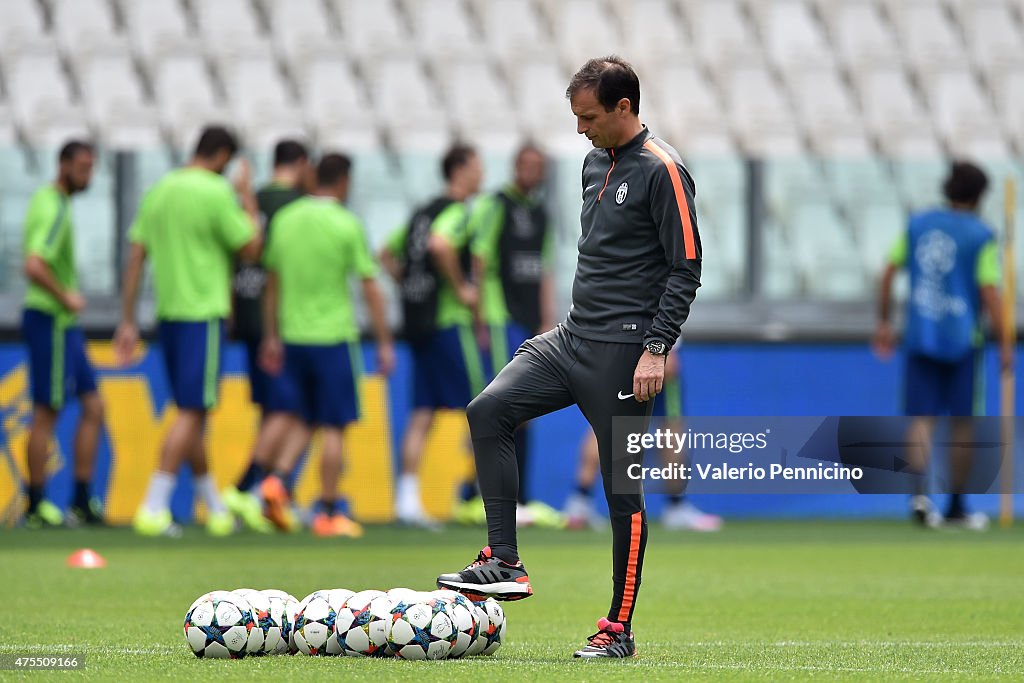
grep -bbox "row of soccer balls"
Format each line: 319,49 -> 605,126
184,587 -> 506,660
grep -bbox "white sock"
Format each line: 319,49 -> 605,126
398,473 -> 419,502
142,471 -> 176,514
196,475 -> 227,515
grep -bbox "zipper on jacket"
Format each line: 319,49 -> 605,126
597,149 -> 616,202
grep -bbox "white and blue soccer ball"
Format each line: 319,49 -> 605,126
431,590 -> 479,658
387,596 -> 457,660
333,590 -> 393,657
474,598 -> 506,656
292,589 -> 354,656
260,589 -> 298,655
232,589 -> 278,655
183,590 -> 257,659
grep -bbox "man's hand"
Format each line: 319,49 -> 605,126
457,282 -> 479,309
377,341 -> 397,376
113,321 -> 139,366
633,350 -> 666,402
872,321 -> 897,360
259,336 -> 284,375
232,158 -> 252,195
62,291 -> 86,315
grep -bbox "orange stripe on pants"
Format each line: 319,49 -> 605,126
617,511 -> 643,622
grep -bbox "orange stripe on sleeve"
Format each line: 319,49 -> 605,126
643,140 -> 697,259
617,511 -> 643,622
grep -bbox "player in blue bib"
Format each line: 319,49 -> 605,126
874,161 -> 1012,529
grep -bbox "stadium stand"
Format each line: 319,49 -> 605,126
0,0 -> 1021,306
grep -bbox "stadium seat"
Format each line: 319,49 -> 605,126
366,58 -> 450,152
75,54 -> 162,149
299,57 -> 379,152
920,68 -> 1006,157
816,0 -> 901,70
725,66 -> 805,156
219,57 -> 308,149
786,66 -> 871,157
120,0 -> 199,66
52,0 -> 128,58
752,0 -> 835,72
5,52 -> 90,149
948,0 -> 1024,76
886,0 -> 968,73
538,0 -> 626,69
506,57 -> 577,151
333,0 -> 413,65
400,0 -> 484,69
152,56 -> 228,150
443,62 -> 520,152
263,0 -> 339,71
608,0 -> 690,74
0,0 -> 52,59
679,0 -> 762,77
993,70 -> 1024,150
646,64 -> 735,157
470,0 -> 551,71
853,66 -> 940,158
194,0 -> 267,59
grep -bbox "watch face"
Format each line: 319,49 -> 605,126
647,341 -> 666,355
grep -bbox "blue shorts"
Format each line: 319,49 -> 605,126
904,351 -> 978,416
242,336 -> 294,412
484,321 -> 533,379
158,320 -> 224,410
22,309 -> 97,409
411,325 -> 484,410
279,342 -> 360,427
652,375 -> 684,418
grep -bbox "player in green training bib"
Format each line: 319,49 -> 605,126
114,126 -> 261,538
379,144 -> 485,527
20,141 -> 106,529
261,153 -> 394,538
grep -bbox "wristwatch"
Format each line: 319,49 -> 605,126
645,340 -> 668,355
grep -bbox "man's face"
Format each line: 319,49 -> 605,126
514,149 -> 546,193
459,153 -> 483,195
61,150 -> 94,194
571,87 -> 620,149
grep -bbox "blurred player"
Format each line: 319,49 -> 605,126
564,348 -> 721,531
380,144 -> 485,527
453,143 -> 562,529
20,141 -> 105,528
115,126 -> 261,537
260,153 -> 394,538
437,57 -> 701,658
223,140 -> 311,532
874,161 -> 1012,530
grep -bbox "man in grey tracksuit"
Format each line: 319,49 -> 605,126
436,56 -> 702,658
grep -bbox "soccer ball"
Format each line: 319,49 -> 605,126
387,597 -> 457,660
431,590 -> 479,658
464,602 -> 490,656
333,590 -> 393,657
284,596 -> 302,654
183,590 -> 257,659
260,589 -> 298,655
475,598 -> 506,656
292,589 -> 354,656
386,587 -> 426,607
232,589 -> 274,655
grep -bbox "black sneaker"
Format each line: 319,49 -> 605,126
67,498 -> 105,527
435,546 -> 533,601
573,618 -> 637,658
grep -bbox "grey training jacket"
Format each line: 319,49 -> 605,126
563,127 -> 702,350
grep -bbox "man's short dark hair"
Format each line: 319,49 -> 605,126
515,141 -> 545,163
273,140 -> 309,167
194,125 -> 239,158
442,144 -> 477,181
566,56 -> 640,115
943,161 -> 989,205
59,140 -> 93,162
317,153 -> 352,186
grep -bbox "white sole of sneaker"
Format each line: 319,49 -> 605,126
438,579 -> 531,597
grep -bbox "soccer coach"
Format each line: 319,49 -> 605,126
437,56 -> 701,658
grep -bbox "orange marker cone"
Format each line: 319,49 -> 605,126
66,548 -> 106,569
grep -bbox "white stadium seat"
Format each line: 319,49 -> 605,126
75,54 -> 162,149
886,0 -> 968,73
52,0 -> 128,59
725,66 -> 804,156
817,0 -> 901,70
400,0 -> 483,68
194,0 -> 267,60
472,0 -> 551,71
299,57 -> 379,151
152,56 -> 228,150
0,0 -> 52,59
333,0 -> 412,64
120,0 -> 198,65
680,0 -> 762,76
367,58 -> 450,152
752,0 -> 835,72
5,52 -> 90,149
219,57 -> 308,149
265,0 -> 339,70
443,62 -> 520,152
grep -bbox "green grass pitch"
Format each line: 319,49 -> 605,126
1,521 -> 1022,681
